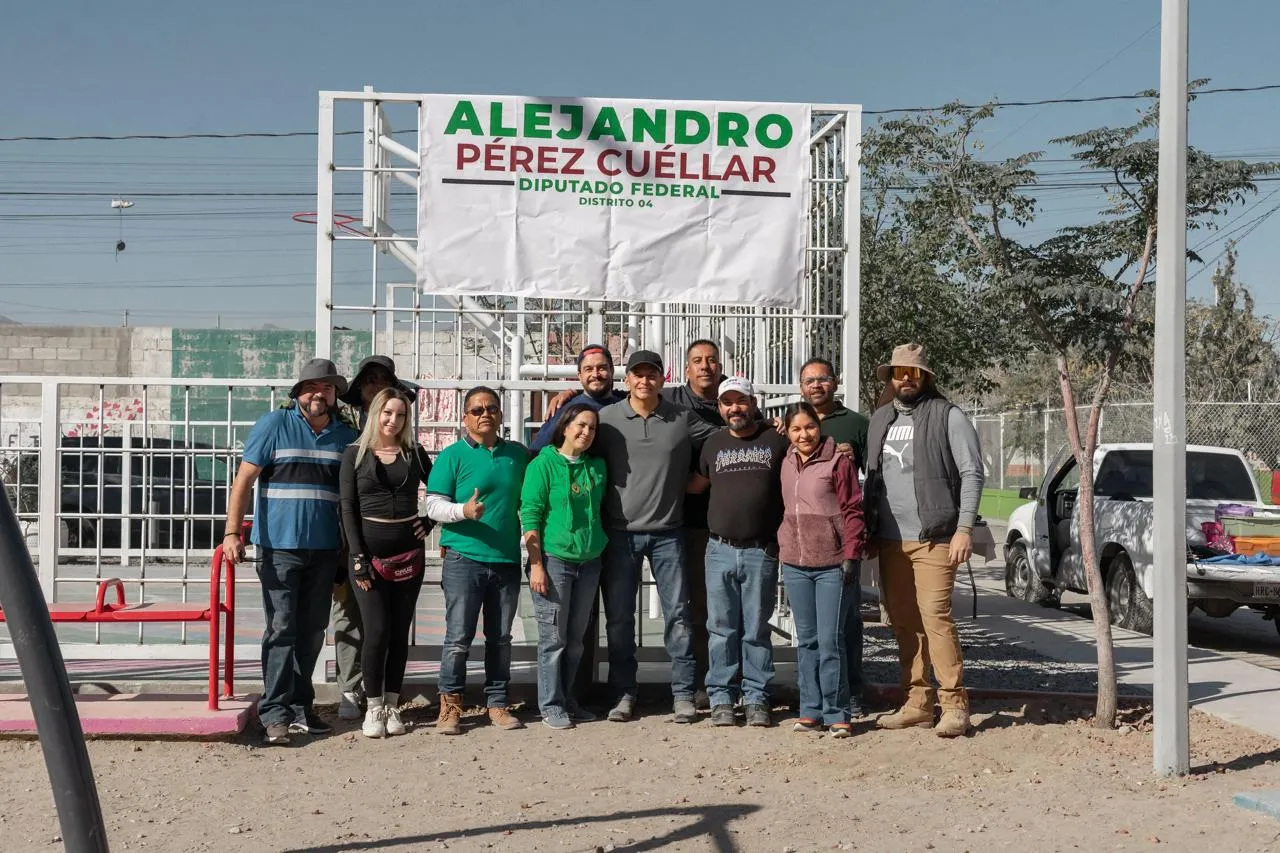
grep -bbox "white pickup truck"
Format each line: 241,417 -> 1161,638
1004,442 -> 1280,634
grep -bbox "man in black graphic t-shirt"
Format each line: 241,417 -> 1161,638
692,377 -> 790,728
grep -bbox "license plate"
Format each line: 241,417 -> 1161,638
1253,582 -> 1280,601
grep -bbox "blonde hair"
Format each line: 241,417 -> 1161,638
354,387 -> 415,466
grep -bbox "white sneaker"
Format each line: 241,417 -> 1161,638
385,705 -> 406,736
339,691 -> 363,721
361,706 -> 387,739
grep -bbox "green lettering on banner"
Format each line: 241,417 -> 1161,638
489,102 -> 517,137
674,110 -> 711,145
755,114 -> 793,149
443,100 -> 483,136
717,112 -> 749,147
587,107 -> 627,142
557,105 -> 584,140
632,108 -> 667,143
524,103 -> 553,138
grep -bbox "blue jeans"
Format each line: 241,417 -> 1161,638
600,529 -> 696,701
783,563 -> 852,725
844,563 -> 864,701
256,548 -> 338,727
531,555 -> 603,717
704,538 -> 778,707
438,549 -> 521,707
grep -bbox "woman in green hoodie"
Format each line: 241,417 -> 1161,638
520,403 -> 609,729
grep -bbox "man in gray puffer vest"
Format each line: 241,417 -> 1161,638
863,344 -> 984,738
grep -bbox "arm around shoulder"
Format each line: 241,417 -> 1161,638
833,452 -> 866,560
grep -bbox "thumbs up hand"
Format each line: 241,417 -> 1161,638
463,488 -> 486,520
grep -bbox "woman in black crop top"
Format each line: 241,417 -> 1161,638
339,388 -> 433,738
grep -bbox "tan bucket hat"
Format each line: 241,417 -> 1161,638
875,343 -> 935,382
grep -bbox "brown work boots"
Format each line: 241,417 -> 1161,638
876,704 -> 971,738
434,694 -> 524,734
435,692 -> 463,735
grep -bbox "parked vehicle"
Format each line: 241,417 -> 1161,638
1004,443 -> 1280,634
60,436 -> 232,552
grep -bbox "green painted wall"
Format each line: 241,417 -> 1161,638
170,329 -> 372,448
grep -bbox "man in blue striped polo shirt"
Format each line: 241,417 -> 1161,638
222,358 -> 359,746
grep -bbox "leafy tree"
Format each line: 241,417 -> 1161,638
858,114 -> 1028,411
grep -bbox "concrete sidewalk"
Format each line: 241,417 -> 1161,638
956,578 -> 1280,739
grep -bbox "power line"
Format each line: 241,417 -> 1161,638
1,83 -> 1278,144
864,82 -> 1280,115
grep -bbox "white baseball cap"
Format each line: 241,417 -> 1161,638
717,377 -> 755,399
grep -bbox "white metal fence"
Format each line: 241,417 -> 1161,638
0,375 -> 763,666
971,401 -> 1280,497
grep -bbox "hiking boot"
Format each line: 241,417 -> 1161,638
849,696 -> 866,720
935,708 -> 971,738
289,710 -> 332,735
488,706 -> 524,730
566,702 -> 597,723
384,706 -> 406,736
436,692 -> 463,735
607,697 -> 635,723
792,717 -> 823,734
338,690 -> 364,721
745,704 -> 772,728
542,710 -> 574,730
362,705 -> 387,739
263,722 -> 291,746
672,699 -> 697,724
710,704 -> 737,726
828,722 -> 853,739
693,688 -> 711,711
876,705 -> 934,730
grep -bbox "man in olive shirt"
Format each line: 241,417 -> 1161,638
800,357 -> 868,470
594,350 -> 717,724
799,357 -> 870,716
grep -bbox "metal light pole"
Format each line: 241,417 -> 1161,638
1152,0 -> 1190,777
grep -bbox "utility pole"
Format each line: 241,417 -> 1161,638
1152,0 -> 1190,778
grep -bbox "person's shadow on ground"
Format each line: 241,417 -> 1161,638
279,802 -> 761,853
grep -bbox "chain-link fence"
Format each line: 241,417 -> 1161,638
971,402 -> 1280,500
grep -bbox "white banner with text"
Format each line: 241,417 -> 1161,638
417,95 -> 811,306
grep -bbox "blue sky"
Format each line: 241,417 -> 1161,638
1,0 -> 1278,328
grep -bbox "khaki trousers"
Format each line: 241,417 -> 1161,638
878,538 -> 967,712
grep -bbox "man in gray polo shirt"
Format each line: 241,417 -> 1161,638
594,349 -> 717,724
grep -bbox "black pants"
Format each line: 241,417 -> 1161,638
349,521 -> 424,697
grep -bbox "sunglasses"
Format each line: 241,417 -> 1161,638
891,366 -> 923,381
466,404 -> 501,417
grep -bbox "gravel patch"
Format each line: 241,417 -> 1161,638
860,618 -> 1142,696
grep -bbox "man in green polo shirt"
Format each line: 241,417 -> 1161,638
798,356 -> 870,717
425,385 -> 530,735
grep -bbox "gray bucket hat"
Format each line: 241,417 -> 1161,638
289,358 -> 349,399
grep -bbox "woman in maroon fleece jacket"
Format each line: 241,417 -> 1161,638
777,402 -> 866,737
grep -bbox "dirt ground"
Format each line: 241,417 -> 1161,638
2,698 -> 1280,853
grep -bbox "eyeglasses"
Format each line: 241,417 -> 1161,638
466,404 -> 501,417
891,366 -> 922,381
801,375 -> 835,387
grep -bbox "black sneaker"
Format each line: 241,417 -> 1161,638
710,704 -> 737,726
745,704 -> 772,728
849,697 -> 866,720
289,711 -> 333,735
263,722 -> 291,746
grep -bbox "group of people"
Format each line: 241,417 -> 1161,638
221,338 -> 984,746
